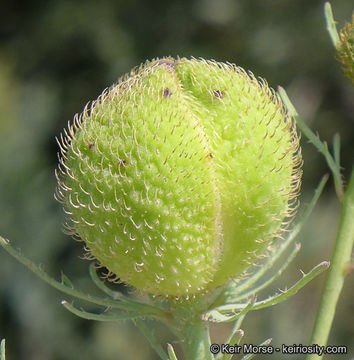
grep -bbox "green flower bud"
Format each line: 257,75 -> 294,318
337,13 -> 354,83
56,57 -> 302,298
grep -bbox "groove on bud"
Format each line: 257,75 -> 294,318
55,57 -> 302,297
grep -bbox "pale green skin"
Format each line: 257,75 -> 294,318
58,58 -> 300,297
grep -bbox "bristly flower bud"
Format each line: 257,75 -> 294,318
55,57 -> 302,298
337,13 -> 354,83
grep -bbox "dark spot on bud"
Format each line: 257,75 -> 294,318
163,88 -> 172,97
120,159 -> 127,166
156,59 -> 176,68
213,90 -> 224,99
207,153 -> 214,159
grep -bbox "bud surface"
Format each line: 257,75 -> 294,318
56,58 -> 301,297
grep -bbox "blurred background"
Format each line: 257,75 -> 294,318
0,0 -> 353,359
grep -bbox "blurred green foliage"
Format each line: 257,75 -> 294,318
0,0 -> 353,359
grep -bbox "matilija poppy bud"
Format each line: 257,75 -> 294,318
55,57 -> 302,298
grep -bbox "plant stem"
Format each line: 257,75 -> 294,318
179,319 -> 213,360
168,299 -> 214,360
307,167 -> 354,359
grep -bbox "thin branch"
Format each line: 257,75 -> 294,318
216,315 -> 246,360
61,300 -> 157,321
307,167 -> 354,359
227,320 -> 245,344
205,297 -> 256,323
232,243 -> 301,303
135,319 -> 169,360
252,261 -> 329,311
0,237 -> 168,319
240,338 -> 272,360
215,261 -> 329,314
220,329 -> 244,360
0,339 -> 5,360
89,263 -> 127,300
278,86 -> 343,200
332,133 -> 341,168
324,2 -> 341,49
167,344 -> 179,360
